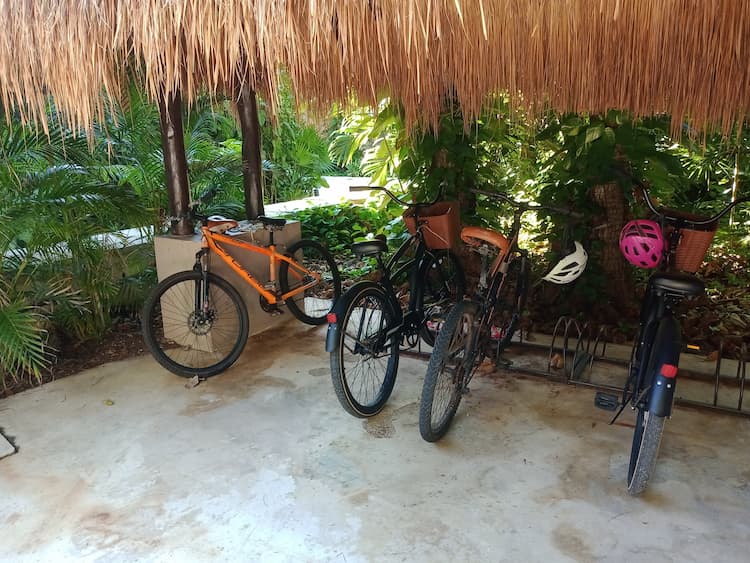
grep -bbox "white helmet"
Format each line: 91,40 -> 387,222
542,241 -> 588,284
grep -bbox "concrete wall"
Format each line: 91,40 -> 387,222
154,221 -> 301,337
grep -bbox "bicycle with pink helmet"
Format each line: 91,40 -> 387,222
596,176 -> 748,495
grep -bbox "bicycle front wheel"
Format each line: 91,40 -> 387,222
419,300 -> 477,442
330,284 -> 400,417
490,256 -> 529,352
627,408 -> 666,495
420,250 -> 466,347
142,270 -> 249,377
279,239 -> 341,325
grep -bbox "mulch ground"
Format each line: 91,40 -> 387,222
0,322 -> 147,399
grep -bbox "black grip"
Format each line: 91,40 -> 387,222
200,186 -> 218,204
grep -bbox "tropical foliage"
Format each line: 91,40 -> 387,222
1,83 -> 749,391
0,103 -> 155,388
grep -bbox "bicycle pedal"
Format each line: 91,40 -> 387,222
594,392 -> 619,411
495,356 -> 512,369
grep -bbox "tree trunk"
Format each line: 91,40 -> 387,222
590,182 -> 636,314
158,90 -> 193,235
237,83 -> 265,219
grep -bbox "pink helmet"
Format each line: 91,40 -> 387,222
619,220 -> 664,268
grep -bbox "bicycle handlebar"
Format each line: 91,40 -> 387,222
470,189 -> 584,219
630,176 -> 750,227
350,185 -> 443,208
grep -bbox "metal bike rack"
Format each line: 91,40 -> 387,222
501,316 -> 750,418
400,313 -> 749,418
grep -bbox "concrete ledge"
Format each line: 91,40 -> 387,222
0,432 -> 15,459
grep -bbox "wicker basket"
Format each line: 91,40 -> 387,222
402,201 -> 460,250
674,226 -> 717,272
664,209 -> 718,273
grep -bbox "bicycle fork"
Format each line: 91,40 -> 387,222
193,248 -> 212,321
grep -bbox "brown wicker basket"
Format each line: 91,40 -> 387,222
663,208 -> 718,273
674,226 -> 717,272
402,201 -> 460,250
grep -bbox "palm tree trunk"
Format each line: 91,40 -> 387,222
237,83 -> 265,219
591,182 -> 636,313
158,90 -> 193,235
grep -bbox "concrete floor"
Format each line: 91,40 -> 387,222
1,322 -> 749,562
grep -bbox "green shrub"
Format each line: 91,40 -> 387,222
282,200 -> 405,253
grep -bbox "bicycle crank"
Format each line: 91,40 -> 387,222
259,295 -> 284,316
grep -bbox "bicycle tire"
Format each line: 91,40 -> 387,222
330,284 -> 399,417
279,239 -> 342,325
419,300 -> 477,442
142,270 -> 249,377
490,257 -> 529,352
420,250 -> 466,347
627,409 -> 666,495
626,315 -> 674,494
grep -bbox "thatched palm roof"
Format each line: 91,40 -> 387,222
2,1 -> 749,134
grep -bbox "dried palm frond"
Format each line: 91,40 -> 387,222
0,1 -> 748,137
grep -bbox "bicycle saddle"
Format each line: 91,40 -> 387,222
650,272 -> 705,297
460,226 -> 510,256
258,216 -> 287,228
351,235 -> 387,257
207,216 -> 239,233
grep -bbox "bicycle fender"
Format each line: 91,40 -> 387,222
647,316 -> 682,418
325,281 -> 395,353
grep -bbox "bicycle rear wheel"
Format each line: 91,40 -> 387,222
490,256 -> 529,352
420,250 -> 466,347
279,239 -> 341,325
626,318 -> 673,495
419,300 -> 477,442
142,270 -> 249,377
627,407 -> 665,495
330,284 -> 400,417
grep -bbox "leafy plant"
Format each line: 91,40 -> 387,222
261,80 -> 336,203
281,200 -> 404,254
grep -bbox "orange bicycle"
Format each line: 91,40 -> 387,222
142,196 -> 341,377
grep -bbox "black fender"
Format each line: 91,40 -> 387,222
325,281 -> 400,353
647,315 -> 682,417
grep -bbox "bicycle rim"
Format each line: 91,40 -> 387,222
143,271 -> 249,377
280,239 -> 341,325
420,250 -> 466,347
331,287 -> 399,417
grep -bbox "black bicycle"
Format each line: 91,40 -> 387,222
326,186 -> 465,417
598,180 -> 749,495
419,189 -> 586,441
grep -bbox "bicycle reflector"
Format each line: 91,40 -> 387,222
661,364 -> 678,378
326,312 -> 337,324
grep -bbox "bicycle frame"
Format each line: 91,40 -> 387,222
384,229 -> 431,323
623,284 -> 683,418
325,213 -> 438,354
459,215 -> 530,387
199,227 -> 320,306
